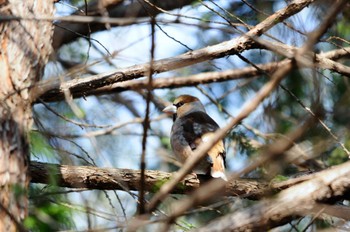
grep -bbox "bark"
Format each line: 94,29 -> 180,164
197,160 -> 350,231
34,46 -> 350,103
0,0 -> 53,231
29,161 -> 269,200
33,0 -> 320,103
28,161 -> 350,230
28,161 -> 344,202
53,0 -> 197,50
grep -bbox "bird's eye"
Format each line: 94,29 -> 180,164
174,102 -> 184,108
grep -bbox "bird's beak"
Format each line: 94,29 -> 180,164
163,104 -> 177,114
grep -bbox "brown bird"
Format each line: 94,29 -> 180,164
163,95 -> 227,181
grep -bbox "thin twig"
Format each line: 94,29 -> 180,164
138,16 -> 156,214
280,85 -> 350,156
38,99 -> 110,128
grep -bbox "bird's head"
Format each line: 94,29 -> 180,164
163,95 -> 206,120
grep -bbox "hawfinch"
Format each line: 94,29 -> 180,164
163,95 -> 227,181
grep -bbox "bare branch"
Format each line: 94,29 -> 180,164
33,45 -> 350,103
299,0 -> 348,53
29,161 -> 268,199
29,160 -> 350,231
32,0 -> 316,103
138,17 -> 156,215
197,160 -> 350,231
29,161 -> 347,202
64,46 -> 350,98
53,0 -> 197,49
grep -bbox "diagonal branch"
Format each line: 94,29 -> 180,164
197,160 -> 350,231
32,0 -> 316,103
158,4 -> 349,227
36,46 -> 350,103
34,45 -> 350,103
146,56 -> 294,214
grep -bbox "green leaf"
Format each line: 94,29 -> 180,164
29,131 -> 54,159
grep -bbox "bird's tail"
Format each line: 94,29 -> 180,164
202,133 -> 228,181
210,153 -> 227,181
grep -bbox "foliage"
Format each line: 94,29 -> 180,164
24,186 -> 74,231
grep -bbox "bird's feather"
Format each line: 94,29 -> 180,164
167,95 -> 227,181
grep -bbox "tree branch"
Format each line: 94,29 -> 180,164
29,159 -> 350,228
53,0 -> 197,50
197,160 -> 350,231
32,0 -> 316,103
29,161 -> 269,199
36,46 -> 350,103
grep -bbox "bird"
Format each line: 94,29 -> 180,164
163,95 -> 227,181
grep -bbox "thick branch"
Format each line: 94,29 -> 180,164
29,161 -> 269,199
33,0 -> 316,103
30,161 -> 350,213
36,59 -> 276,102
37,46 -> 350,102
198,160 -> 350,231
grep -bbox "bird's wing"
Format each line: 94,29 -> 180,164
180,112 -> 226,162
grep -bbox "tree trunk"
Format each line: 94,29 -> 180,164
0,0 -> 53,231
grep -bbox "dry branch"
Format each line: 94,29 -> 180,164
197,160 -> 350,231
34,46 -> 350,103
28,161 -> 341,201
29,160 -> 350,231
36,46 -> 349,102
53,0 -> 197,50
32,0 -> 316,103
29,161 -> 268,199
35,60 -> 278,102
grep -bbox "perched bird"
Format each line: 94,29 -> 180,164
163,95 -> 227,181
